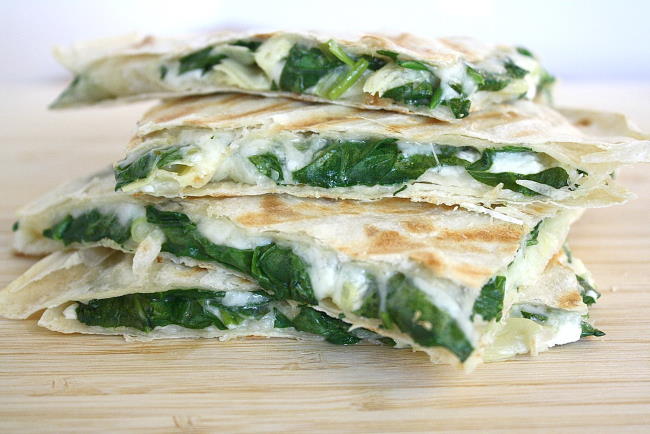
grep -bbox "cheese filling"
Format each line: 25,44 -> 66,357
116,129 -> 577,199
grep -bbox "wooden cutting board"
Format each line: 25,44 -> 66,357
1,83 -> 649,433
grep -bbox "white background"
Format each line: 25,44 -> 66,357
1,0 -> 649,83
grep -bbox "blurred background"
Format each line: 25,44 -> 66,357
2,0 -> 650,83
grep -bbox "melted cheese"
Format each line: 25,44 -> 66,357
126,128 -> 566,200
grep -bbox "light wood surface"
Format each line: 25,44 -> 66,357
1,82 -> 649,433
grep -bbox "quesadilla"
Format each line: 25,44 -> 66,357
12,170 -> 582,366
0,248 -> 392,345
0,246 -> 603,365
50,31 -> 554,121
114,94 -> 649,223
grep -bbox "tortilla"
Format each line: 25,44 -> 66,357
12,169 -> 582,366
111,94 -> 650,223
50,31 -> 554,121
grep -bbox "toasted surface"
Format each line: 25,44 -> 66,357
135,93 -> 650,169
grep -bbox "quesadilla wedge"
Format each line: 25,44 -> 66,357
114,94 -> 649,223
0,247 -> 603,365
0,247 -> 392,345
50,31 -> 554,121
12,170 -> 582,366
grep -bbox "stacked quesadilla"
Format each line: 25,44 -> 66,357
3,30 -> 649,370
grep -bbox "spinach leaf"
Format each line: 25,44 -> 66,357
467,65 -> 512,92
446,97 -> 471,119
466,148 -> 569,196
382,82 -> 435,107
537,69 -> 556,98
354,279 -> 381,319
397,60 -> 430,71
378,148 -> 468,184
519,310 -> 549,323
145,206 -> 318,305
114,145 -> 187,191
526,221 -> 543,247
76,289 -> 272,332
279,44 -> 342,93
467,167 -> 569,196
178,46 -> 227,75
289,306 -> 361,345
231,39 -> 262,52
273,308 -> 294,328
43,209 -> 132,246
250,244 -> 317,305
268,139 -> 469,188
145,206 -> 254,274
292,138 -> 399,188
385,273 -> 474,361
581,321 -> 605,337
472,276 -> 506,322
248,153 -> 284,181
12,221 -> 19,232
376,49 -> 399,61
577,275 -> 601,305
362,55 -> 387,71
159,65 -> 168,80
504,59 -> 529,79
467,59 -> 528,93
516,47 -> 534,57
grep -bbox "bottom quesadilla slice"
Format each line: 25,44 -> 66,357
0,247 -> 603,365
0,248 -> 392,345
12,170 -> 582,365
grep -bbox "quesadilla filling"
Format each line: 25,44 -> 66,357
64,288 -> 393,345
115,130 -> 580,199
35,201 -> 573,362
485,302 -> 604,361
55,34 -> 553,119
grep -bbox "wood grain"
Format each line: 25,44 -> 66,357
1,82 -> 649,433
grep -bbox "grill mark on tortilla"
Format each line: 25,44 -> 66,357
402,219 -> 436,233
559,291 -> 582,309
364,226 -> 426,254
187,101 -> 296,125
436,224 -> 523,244
280,115 -> 363,131
235,195 -> 314,226
145,94 -> 244,123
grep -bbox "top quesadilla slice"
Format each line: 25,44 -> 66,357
12,170 -> 581,366
50,31 -> 554,121
115,94 -> 649,224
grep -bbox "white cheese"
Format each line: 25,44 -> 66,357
63,303 -> 79,320
197,217 -> 270,250
362,64 -> 431,96
489,151 -> 546,174
221,290 -> 268,307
